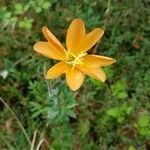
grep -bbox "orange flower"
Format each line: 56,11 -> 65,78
33,18 -> 116,91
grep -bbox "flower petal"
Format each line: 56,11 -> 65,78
78,66 -> 106,82
42,26 -> 66,55
83,55 -> 116,67
66,18 -> 85,55
33,42 -> 66,60
46,62 -> 68,79
80,28 -> 104,53
66,68 -> 84,91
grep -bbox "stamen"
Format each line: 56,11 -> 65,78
65,50 -> 87,69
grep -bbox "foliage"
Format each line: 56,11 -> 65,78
0,0 -> 149,149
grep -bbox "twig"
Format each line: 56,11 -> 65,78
31,130 -> 37,150
0,97 -> 32,146
92,39 -> 102,54
37,129 -> 50,148
13,54 -> 31,66
36,139 -> 44,150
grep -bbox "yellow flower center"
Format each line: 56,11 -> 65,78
65,50 -> 87,69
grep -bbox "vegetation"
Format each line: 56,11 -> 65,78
0,0 -> 149,149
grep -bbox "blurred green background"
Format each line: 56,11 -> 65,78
0,0 -> 150,149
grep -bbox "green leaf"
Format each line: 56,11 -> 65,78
89,78 -> 104,89
66,102 -> 78,109
15,3 -> 24,14
67,110 -> 77,118
35,7 -> 42,13
79,120 -> 90,138
117,117 -> 124,123
19,18 -> 33,29
128,145 -> 136,150
138,115 -> 149,127
103,66 -> 114,79
107,108 -> 119,118
117,92 -> 128,99
126,107 -> 133,115
120,103 -> 128,111
42,2 -> 51,9
139,128 -> 150,136
111,80 -> 128,99
5,12 -> 11,18
29,102 -> 41,109
24,4 -> 30,12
